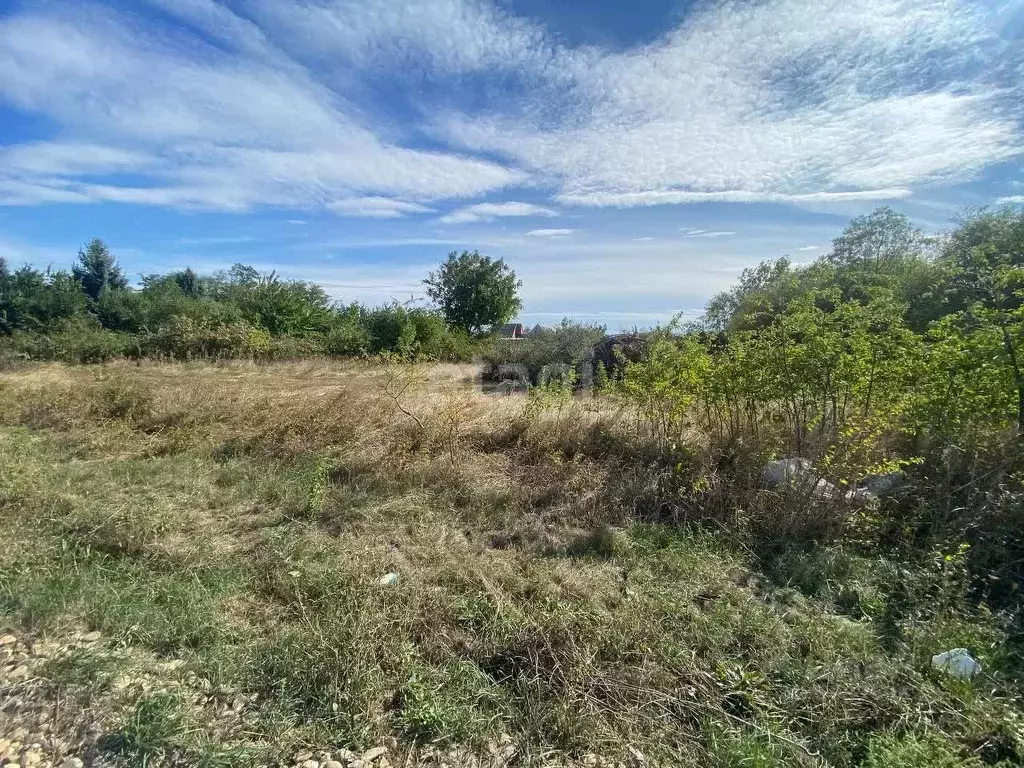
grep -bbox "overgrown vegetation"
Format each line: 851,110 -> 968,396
1,204 -> 1023,767
0,247 -> 508,363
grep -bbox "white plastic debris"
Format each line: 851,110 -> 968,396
931,648 -> 981,679
379,572 -> 400,587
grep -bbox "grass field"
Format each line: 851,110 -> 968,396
0,360 -> 1021,768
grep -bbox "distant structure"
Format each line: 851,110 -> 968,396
496,322 -> 525,339
527,324 -> 547,338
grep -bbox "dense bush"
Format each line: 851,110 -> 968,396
1,248 -> 486,363
2,319 -> 137,363
613,204 -> 1024,619
481,319 -> 606,384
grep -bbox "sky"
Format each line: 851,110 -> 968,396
1,0 -> 1023,330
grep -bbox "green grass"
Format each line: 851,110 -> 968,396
0,361 -> 1021,767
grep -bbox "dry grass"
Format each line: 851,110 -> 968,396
0,360 -> 1021,768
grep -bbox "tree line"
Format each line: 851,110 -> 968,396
617,206 -> 1024,452
0,244 -> 522,363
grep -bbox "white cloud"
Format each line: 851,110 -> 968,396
438,202 -> 559,224
0,142 -> 155,176
796,245 -> 821,251
555,189 -> 914,207
0,0 -> 1019,214
327,197 -> 435,218
525,228 -> 576,237
633,237 -> 656,242
0,4 -> 520,210
998,195 -> 1024,204
681,228 -> 736,238
431,0 -> 1020,207
287,219 -> 307,225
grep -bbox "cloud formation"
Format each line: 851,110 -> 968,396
681,228 -> 736,238
0,0 -> 1020,214
328,197 -> 435,218
525,228 -> 576,237
438,202 -> 559,224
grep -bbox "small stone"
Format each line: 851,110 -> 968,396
60,760 -> 84,768
80,631 -> 101,643
333,749 -> 358,763
0,635 -> 17,646
627,746 -> 646,764
7,665 -> 29,681
301,761 -> 320,768
324,762 -> 345,768
361,747 -> 388,763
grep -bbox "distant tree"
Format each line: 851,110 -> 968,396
704,257 -> 797,331
173,268 -> 203,297
227,263 -> 261,286
0,265 -> 89,333
827,207 -> 922,273
424,250 -> 522,334
72,238 -> 128,301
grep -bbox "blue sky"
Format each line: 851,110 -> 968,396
1,0 -> 1022,330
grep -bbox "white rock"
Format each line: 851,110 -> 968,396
760,458 -> 814,489
378,573 -> 400,587
7,664 -> 30,681
931,648 -> 982,679
857,472 -> 906,497
60,759 -> 84,768
324,762 -> 345,768
362,747 -> 389,763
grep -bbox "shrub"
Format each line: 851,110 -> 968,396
138,316 -> 266,360
0,320 -> 135,363
481,320 -> 605,384
323,319 -> 370,357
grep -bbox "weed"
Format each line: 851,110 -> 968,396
0,360 -> 1021,767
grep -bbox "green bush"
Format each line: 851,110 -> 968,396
481,320 -> 605,384
863,733 -> 983,768
138,316 -> 267,360
0,320 -> 136,363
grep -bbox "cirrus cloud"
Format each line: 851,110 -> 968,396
438,202 -> 559,224
0,0 -> 1020,214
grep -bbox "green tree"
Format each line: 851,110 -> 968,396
827,206 -> 922,273
423,250 -> 521,334
173,268 -> 203,297
72,238 -> 128,301
933,207 -> 1024,430
0,265 -> 89,333
704,257 -> 797,331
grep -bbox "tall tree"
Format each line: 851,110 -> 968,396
827,207 -> 922,273
424,250 -> 522,334
72,238 -> 128,301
